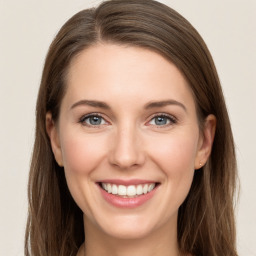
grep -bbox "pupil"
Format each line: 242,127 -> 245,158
156,116 -> 167,125
90,116 -> 101,125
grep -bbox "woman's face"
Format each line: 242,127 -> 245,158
48,44 -> 213,240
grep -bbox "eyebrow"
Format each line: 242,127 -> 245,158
144,100 -> 187,112
70,100 -> 111,110
70,99 -> 187,112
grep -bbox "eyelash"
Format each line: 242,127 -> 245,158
79,113 -> 177,128
79,113 -> 107,127
147,113 -> 177,127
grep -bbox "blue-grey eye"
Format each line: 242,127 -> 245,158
83,115 -> 106,126
149,115 -> 171,126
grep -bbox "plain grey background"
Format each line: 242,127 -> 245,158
0,0 -> 255,255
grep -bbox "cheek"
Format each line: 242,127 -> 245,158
60,132 -> 107,175
149,132 -> 198,173
147,131 -> 198,197
59,131 -> 108,215
148,133 -> 198,215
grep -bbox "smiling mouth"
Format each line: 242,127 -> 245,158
99,182 -> 159,198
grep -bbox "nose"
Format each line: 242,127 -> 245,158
109,125 -> 145,169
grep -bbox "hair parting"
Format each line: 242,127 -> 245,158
25,1 -> 238,255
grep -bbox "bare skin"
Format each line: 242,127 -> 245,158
47,44 -> 216,256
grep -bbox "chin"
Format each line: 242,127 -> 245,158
103,223 -> 154,240
92,212 -> 162,241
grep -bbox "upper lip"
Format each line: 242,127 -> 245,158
97,179 -> 159,186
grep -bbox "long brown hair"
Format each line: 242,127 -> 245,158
25,0 -> 238,255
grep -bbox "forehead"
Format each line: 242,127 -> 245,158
64,43 -> 195,111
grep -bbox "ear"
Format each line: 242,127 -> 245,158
195,114 -> 216,169
46,112 -> 63,167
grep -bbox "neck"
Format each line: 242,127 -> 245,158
80,215 -> 181,256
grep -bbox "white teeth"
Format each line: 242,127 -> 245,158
118,185 -> 127,196
127,185 -> 136,196
107,183 -> 112,193
136,185 -> 143,195
112,184 -> 118,194
101,182 -> 156,197
103,183 -> 107,190
148,183 -> 155,192
143,184 -> 148,194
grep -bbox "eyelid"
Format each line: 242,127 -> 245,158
79,112 -> 110,127
78,112 -> 177,128
146,113 -> 177,126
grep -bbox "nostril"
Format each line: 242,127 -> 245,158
109,147 -> 146,169
108,130 -> 145,168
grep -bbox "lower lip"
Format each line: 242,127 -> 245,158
99,185 -> 158,208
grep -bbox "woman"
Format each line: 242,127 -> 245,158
25,0 -> 238,255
